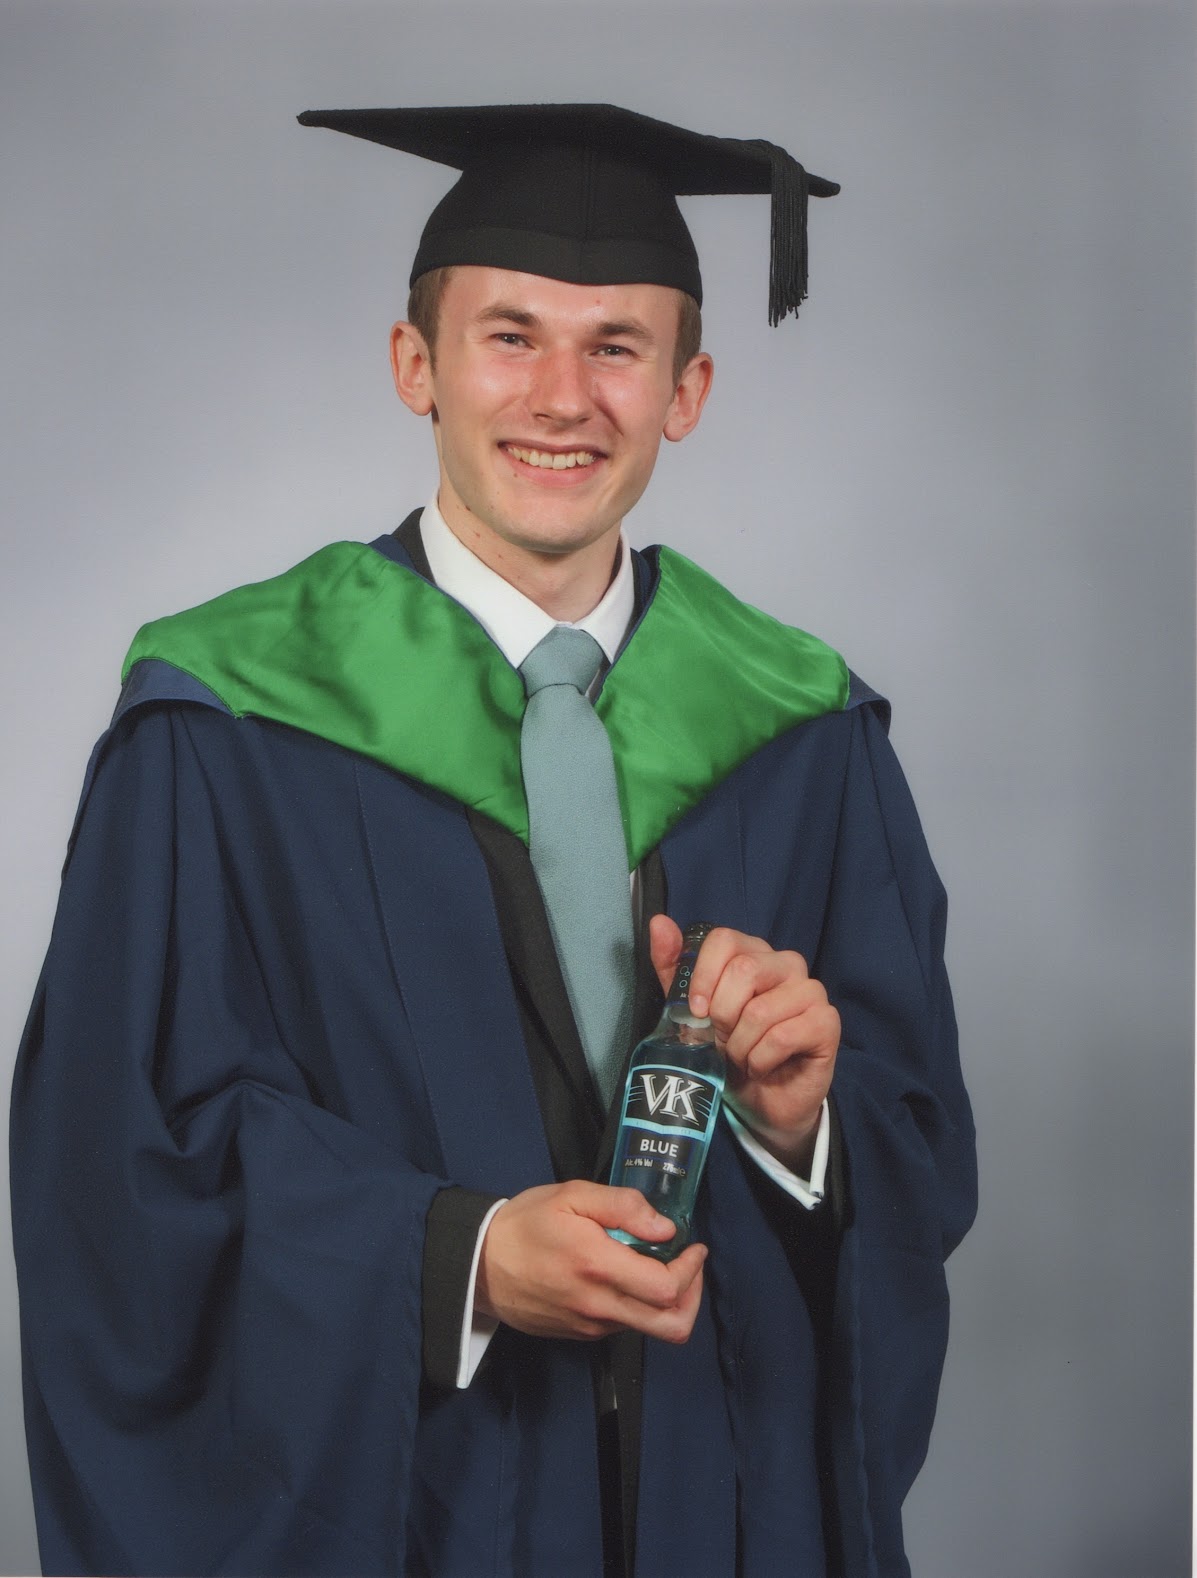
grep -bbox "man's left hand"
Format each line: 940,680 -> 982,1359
648,917 -> 839,1177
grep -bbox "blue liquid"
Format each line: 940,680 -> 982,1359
607,1034 -> 725,1261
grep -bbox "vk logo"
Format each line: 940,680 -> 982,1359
638,1072 -> 705,1125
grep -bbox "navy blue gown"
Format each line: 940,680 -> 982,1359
11,535 -> 975,1577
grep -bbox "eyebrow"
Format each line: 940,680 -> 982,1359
594,318 -> 655,344
476,304 -> 540,328
475,303 -> 657,344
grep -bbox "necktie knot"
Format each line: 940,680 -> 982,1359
521,625 -> 604,698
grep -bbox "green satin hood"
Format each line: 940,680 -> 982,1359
123,540 -> 848,867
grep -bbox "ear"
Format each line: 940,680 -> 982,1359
662,352 -> 714,443
390,320 -> 436,416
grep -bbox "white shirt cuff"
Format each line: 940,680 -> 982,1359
723,1100 -> 829,1209
455,1197 -> 508,1389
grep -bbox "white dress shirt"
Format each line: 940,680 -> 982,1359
417,497 -> 829,1386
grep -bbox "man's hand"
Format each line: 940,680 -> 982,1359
475,1181 -> 706,1342
649,916 -> 839,1175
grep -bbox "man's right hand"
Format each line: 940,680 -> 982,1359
474,1181 -> 706,1343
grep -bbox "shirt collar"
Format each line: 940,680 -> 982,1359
418,494 -> 634,670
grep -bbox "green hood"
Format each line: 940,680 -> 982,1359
123,540 -> 848,867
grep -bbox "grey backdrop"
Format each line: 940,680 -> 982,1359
1,3 -> 1192,1575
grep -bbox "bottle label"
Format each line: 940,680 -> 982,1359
622,1065 -> 721,1134
618,1131 -> 700,1181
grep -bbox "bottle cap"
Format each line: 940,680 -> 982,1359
669,921 -> 716,1022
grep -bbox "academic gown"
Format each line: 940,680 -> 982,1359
10,519 -> 976,1578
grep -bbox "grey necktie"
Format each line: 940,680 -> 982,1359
520,626 -> 635,1107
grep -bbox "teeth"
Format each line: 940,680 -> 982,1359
507,445 -> 597,469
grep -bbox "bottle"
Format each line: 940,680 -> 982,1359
607,921 -> 724,1261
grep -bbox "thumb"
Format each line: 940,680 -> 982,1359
648,913 -> 683,999
569,1182 -> 679,1242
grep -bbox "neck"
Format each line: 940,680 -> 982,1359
437,499 -> 622,623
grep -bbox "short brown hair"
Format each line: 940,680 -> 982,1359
405,266 -> 455,362
406,266 -> 703,382
672,291 -> 702,381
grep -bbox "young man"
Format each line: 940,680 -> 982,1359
11,105 -> 976,1577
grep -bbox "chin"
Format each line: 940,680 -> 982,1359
506,524 -> 614,558
491,500 -> 621,556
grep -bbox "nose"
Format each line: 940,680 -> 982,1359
531,348 -> 593,427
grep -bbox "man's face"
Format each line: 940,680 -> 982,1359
393,267 -> 711,569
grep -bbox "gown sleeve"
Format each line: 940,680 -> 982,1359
10,705 -> 448,1577
814,701 -> 978,1571
821,702 -> 976,1260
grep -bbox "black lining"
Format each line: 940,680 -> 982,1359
467,807 -> 606,1176
394,508 -> 431,574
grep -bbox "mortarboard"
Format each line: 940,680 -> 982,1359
297,102 -> 839,325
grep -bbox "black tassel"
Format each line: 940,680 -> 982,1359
743,138 -> 809,325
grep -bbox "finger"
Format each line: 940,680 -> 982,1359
720,977 -> 834,1066
648,913 -> 683,997
600,1240 -> 708,1312
704,951 -> 809,1056
552,1241 -> 707,1339
624,1258 -> 706,1344
686,927 -> 777,1018
662,1241 -> 708,1297
603,1251 -> 707,1341
734,1003 -> 840,1079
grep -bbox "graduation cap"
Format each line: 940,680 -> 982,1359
297,102 -> 839,325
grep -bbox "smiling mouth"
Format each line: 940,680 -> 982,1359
503,443 -> 599,471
